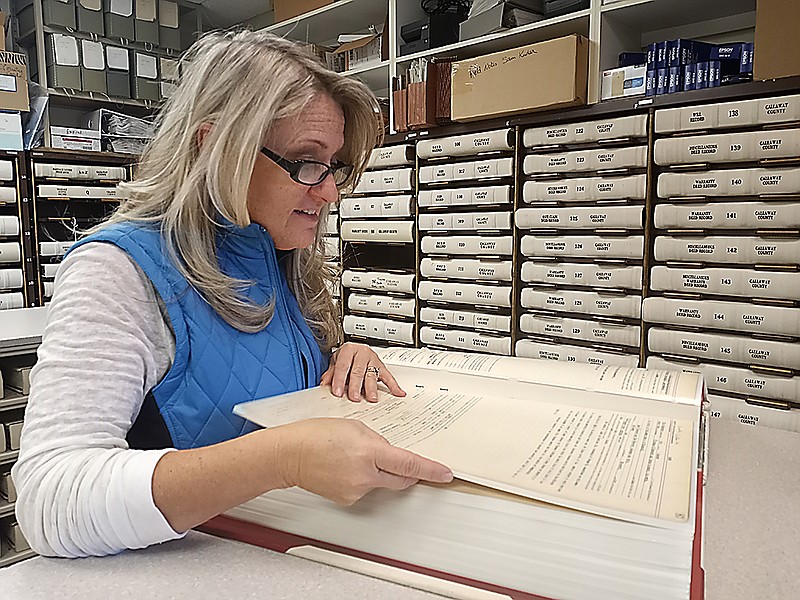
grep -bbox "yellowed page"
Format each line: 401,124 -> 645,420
235,385 -> 693,527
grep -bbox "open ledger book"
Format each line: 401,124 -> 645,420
201,349 -> 706,600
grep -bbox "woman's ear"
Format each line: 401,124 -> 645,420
196,123 -> 212,148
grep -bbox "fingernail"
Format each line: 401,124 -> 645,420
334,386 -> 342,397
436,470 -> 454,483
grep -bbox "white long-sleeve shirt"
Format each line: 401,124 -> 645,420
12,242 -> 185,557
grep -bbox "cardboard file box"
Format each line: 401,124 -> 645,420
2,522 -> 30,552
451,34 -> 588,122
45,33 -> 82,89
105,45 -> 131,98
80,39 -> 107,93
158,0 -> 180,50
78,0 -> 105,36
0,52 -> 30,112
104,0 -> 135,40
134,0 -> 159,44
754,0 -> 800,81
0,472 -> 16,502
6,421 -> 22,451
16,0 -> 76,39
131,51 -> 159,101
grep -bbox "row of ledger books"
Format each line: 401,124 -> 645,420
201,348 -> 706,600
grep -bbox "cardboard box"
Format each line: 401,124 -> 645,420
332,34 -> 382,72
754,0 -> 800,80
0,52 -> 29,112
105,45 -> 131,98
78,0 -> 105,36
104,0 -> 135,40
131,51 -> 160,101
601,65 -> 646,100
45,33 -> 82,90
273,0 -> 334,23
80,39 -> 107,93
451,34 -> 588,122
16,0 -> 77,38
0,11 -> 7,46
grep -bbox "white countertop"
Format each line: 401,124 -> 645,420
1,417 -> 798,600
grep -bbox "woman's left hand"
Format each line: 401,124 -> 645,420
320,342 -> 405,403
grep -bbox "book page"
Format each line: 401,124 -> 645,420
378,347 -> 702,404
235,385 -> 694,527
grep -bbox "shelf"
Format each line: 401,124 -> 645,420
46,88 -> 159,114
0,498 -> 14,519
0,541 -> 35,569
601,0 -> 756,43
342,61 -> 390,93
0,451 -> 19,468
265,0 -> 387,45
29,148 -> 135,162
396,10 -> 591,65
0,391 -> 27,413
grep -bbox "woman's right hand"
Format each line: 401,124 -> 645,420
274,418 -> 453,505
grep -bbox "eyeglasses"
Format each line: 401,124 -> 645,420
260,147 -> 354,188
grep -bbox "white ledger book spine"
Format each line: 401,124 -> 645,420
705,393 -> 800,432
0,292 -> 24,310
367,145 -> 413,168
516,205 -> 643,229
643,296 -> 800,337
41,263 -> 59,278
649,266 -> 800,300
654,201 -> 800,229
340,221 -> 414,243
654,128 -> 800,165
521,235 -> 644,260
522,261 -> 643,290
654,236 -> 800,265
353,168 -> 414,193
343,315 -> 415,344
341,270 -> 415,294
417,185 -> 511,208
340,196 -> 413,219
523,174 -> 647,203
524,145 -> 648,175
0,216 -> 20,237
419,212 -> 511,232
515,339 -> 639,367
523,114 -> 648,148
420,326 -> 511,355
420,258 -> 513,281
35,163 -> 82,178
0,242 -> 22,263
347,294 -> 416,318
420,307 -> 512,333
521,288 -> 642,319
419,158 -> 513,184
0,160 -> 13,181
0,269 -> 23,290
647,327 -> 800,370
657,167 -> 800,198
416,128 -> 513,159
647,356 -> 800,404
421,235 -> 514,256
0,188 -> 16,204
521,313 -> 641,347
656,93 -> 800,133
418,281 -> 512,307
37,185 -> 123,198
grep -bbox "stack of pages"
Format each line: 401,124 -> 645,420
211,349 -> 705,600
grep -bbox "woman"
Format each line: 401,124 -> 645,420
13,30 -> 452,559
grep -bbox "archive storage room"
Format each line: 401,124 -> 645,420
0,0 -> 797,599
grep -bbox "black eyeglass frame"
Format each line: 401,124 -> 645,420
259,146 -> 354,188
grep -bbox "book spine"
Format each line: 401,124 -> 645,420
367,144 -> 414,168
341,221 -> 414,243
645,69 -> 657,97
520,288 -> 643,319
656,68 -> 668,95
515,339 -> 639,367
348,294 -> 416,318
416,128 -> 513,160
683,64 -> 696,92
343,315 -> 415,344
418,211 -> 512,232
342,270 -> 416,294
648,327 -> 800,371
419,307 -> 512,333
523,114 -> 648,148
418,281 -> 513,307
668,66 -> 682,94
419,258 -> 514,281
656,40 -> 669,69
516,205 -> 644,229
654,235 -> 800,265
650,265 -> 799,300
520,235 -> 644,260
654,201 -> 800,230
521,261 -> 643,290
0,292 -> 24,310
353,168 -> 414,193
643,296 -> 800,337
523,145 -> 648,174
420,235 -> 514,256
520,313 -> 641,347
708,60 -> 721,87
420,326 -> 511,355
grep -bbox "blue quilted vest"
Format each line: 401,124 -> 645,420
68,221 -> 327,450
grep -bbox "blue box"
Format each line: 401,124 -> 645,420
645,69 -> 656,96
656,41 -> 669,69
618,52 -> 647,67
708,60 -> 721,87
683,64 -> 697,91
711,43 -> 746,61
668,66 -> 682,93
740,42 -> 754,74
668,39 -> 716,67
646,43 -> 657,68
656,67 -> 668,95
695,62 -> 708,90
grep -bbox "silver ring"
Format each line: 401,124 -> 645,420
365,365 -> 381,378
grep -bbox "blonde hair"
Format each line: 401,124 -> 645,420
100,30 -> 383,351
